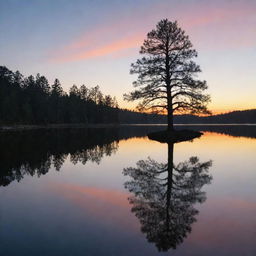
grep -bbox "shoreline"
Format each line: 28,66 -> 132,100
0,123 -> 256,132
0,123 -> 120,131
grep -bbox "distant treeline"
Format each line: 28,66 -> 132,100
173,110 -> 256,124
119,109 -> 256,124
0,66 -> 118,124
118,109 -> 166,124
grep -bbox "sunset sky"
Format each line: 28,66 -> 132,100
0,0 -> 255,113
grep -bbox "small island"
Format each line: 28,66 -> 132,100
148,129 -> 202,143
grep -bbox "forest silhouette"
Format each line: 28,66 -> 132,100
0,66 -> 118,124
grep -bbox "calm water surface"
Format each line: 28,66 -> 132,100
0,126 -> 256,256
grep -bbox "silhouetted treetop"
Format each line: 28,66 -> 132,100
125,19 -> 210,130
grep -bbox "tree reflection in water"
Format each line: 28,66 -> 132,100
0,126 -> 168,187
0,129 -> 119,186
123,142 -> 212,251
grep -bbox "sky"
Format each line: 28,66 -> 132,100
0,0 -> 255,114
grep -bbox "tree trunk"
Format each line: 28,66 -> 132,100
166,86 -> 173,131
165,46 -> 173,131
167,108 -> 174,131
166,142 -> 174,228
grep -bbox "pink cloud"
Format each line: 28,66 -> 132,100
49,183 -> 139,230
52,183 -> 130,208
53,34 -> 142,62
49,0 -> 256,62
182,4 -> 255,27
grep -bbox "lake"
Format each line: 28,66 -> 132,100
0,125 -> 256,256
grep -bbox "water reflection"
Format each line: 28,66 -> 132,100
179,125 -> 256,139
0,129 -> 119,186
0,126 -> 172,187
123,142 -> 212,251
1,124 -> 252,188
1,127 -> 256,255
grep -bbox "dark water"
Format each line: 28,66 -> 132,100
0,125 -> 256,256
